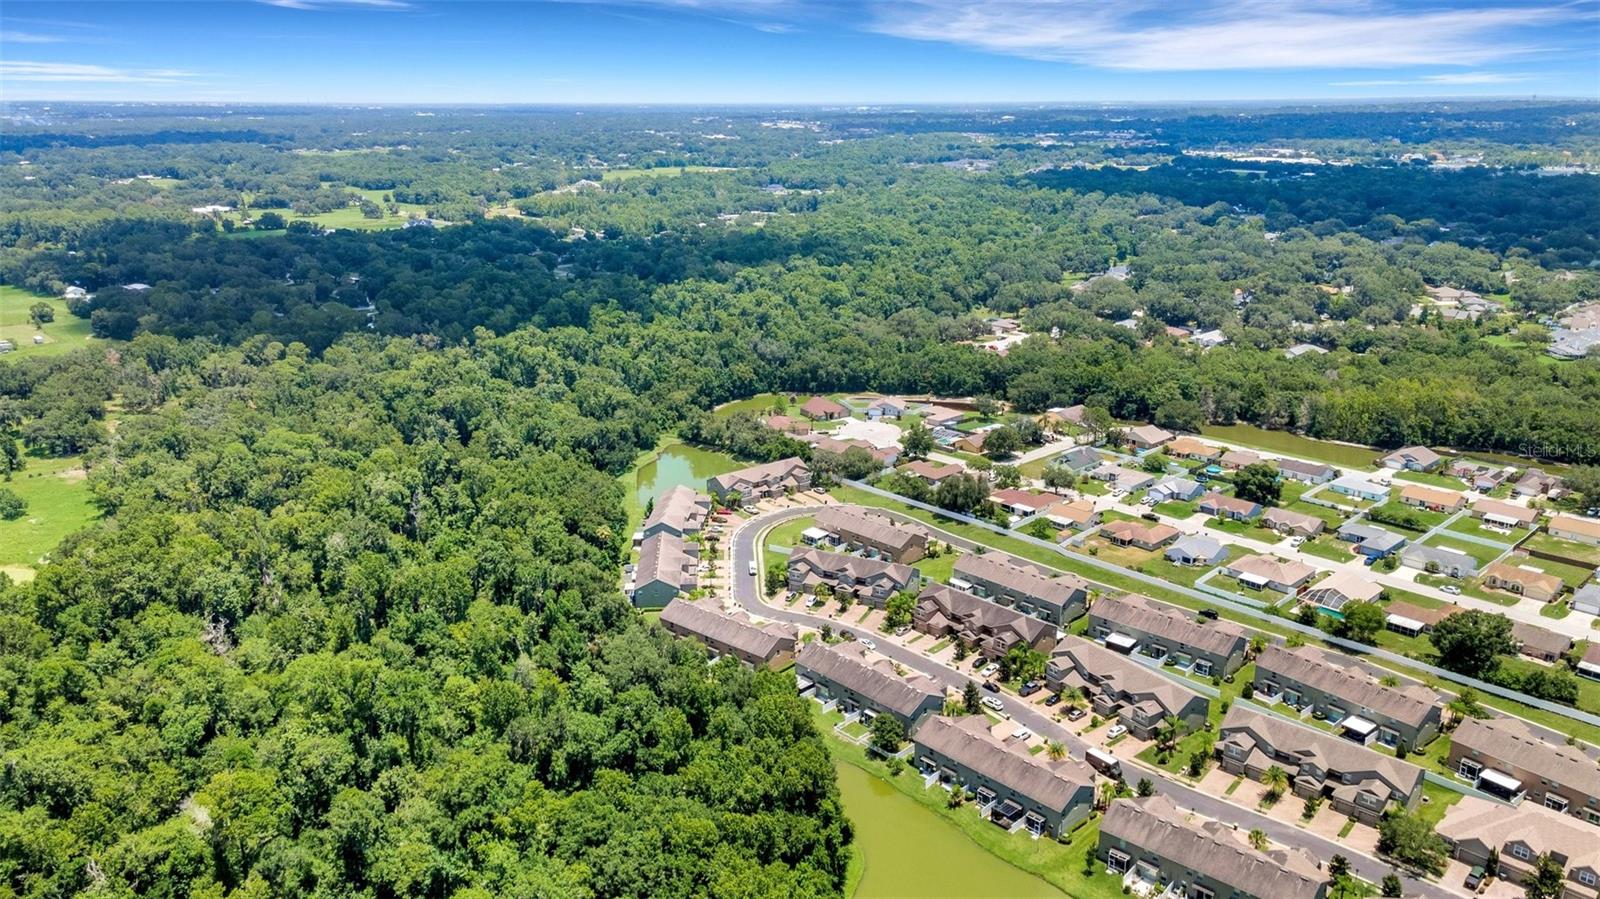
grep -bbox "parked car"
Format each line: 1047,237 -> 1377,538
1065,707 -> 1086,721
979,663 -> 1000,678
1465,866 -> 1485,892
748,560 -> 757,577
1105,724 -> 1128,740
1441,585 -> 1463,595
859,638 -> 877,651
1042,692 -> 1061,707
1199,608 -> 1219,620
1019,680 -> 1042,696
1288,536 -> 1306,547
982,680 -> 1000,693
981,696 -> 1005,712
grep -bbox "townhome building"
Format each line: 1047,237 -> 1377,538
913,715 -> 1095,838
1046,639 -> 1210,739
795,641 -> 944,729
631,533 -> 700,608
1439,798 -> 1600,898
1089,593 -> 1248,677
812,505 -> 928,563
658,600 -> 797,668
641,484 -> 711,539
1098,795 -> 1329,899
1448,716 -> 1600,825
1216,706 -> 1424,824
1253,644 -> 1442,749
786,547 -> 920,607
707,457 -> 811,502
953,552 -> 1089,625
912,584 -> 1059,659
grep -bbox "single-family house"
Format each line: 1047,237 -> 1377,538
812,505 -> 928,563
1102,519 -> 1181,551
1383,600 -> 1462,637
1382,446 -> 1443,472
952,430 -> 991,455
1284,343 -> 1328,359
1165,535 -> 1228,568
1148,475 -> 1204,504
1047,639 -> 1211,738
1050,445 -> 1102,473
1092,465 -> 1156,493
1125,425 -> 1174,452
1512,621 -> 1574,663
1217,706 -> 1424,824
642,485 -> 711,539
1469,498 -> 1539,529
913,584 -> 1058,659
1044,499 -> 1099,531
786,547 -> 920,607
1399,542 -> 1479,578
989,488 -> 1057,518
1398,483 -> 1467,513
1483,561 -> 1564,603
1219,449 -> 1262,470
1327,474 -> 1390,503
707,457 -> 811,503
1222,554 -> 1316,593
1043,405 -> 1088,428
898,460 -> 964,486
1438,798 -> 1600,895
953,552 -> 1089,625
921,405 -> 967,429
800,396 -> 849,421
914,715 -> 1095,838
1089,593 -> 1248,677
763,414 -> 811,435
796,641 -> 944,729
1166,436 -> 1221,462
1581,644 -> 1600,681
1193,329 -> 1228,348
1336,521 -> 1407,558
659,600 -> 797,668
631,533 -> 700,608
1549,515 -> 1600,547
1278,459 -> 1337,484
1098,795 -> 1329,899
1302,570 -> 1381,611
1515,469 -> 1563,498
1448,716 -> 1600,823
1262,507 -> 1325,538
1573,584 -> 1600,617
1198,491 -> 1262,521
807,435 -> 899,469
1254,644 -> 1442,749
866,397 -> 908,420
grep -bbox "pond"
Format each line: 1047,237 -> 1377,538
621,441 -> 740,529
833,761 -> 1067,899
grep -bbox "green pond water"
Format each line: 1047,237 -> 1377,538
622,442 -> 740,529
834,762 -> 1066,899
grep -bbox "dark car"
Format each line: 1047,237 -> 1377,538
982,681 -> 1000,693
1199,608 -> 1219,620
1042,692 -> 1061,706
1065,707 -> 1086,721
1019,680 -> 1042,696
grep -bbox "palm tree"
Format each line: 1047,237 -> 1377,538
1264,765 -> 1289,800
1247,635 -> 1268,659
1156,716 -> 1182,753
1046,741 -> 1067,761
1097,781 -> 1119,811
1248,828 -> 1269,851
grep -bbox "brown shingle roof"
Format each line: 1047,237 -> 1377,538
1256,645 -> 1439,729
1217,706 -> 1424,802
1452,716 -> 1600,800
796,641 -> 942,718
954,552 -> 1088,608
659,600 -> 794,660
913,715 -> 1092,810
814,505 -> 924,555
1094,594 -> 1248,659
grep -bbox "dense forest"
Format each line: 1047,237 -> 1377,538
2,101 -> 1600,897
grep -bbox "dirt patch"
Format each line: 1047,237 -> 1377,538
0,564 -> 36,583
56,467 -> 87,482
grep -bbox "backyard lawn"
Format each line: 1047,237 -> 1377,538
1524,532 -> 1600,567
1418,534 -> 1506,568
1393,469 -> 1469,491
1444,516 -> 1526,544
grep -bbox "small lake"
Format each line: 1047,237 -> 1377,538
622,442 -> 740,528
834,762 -> 1066,899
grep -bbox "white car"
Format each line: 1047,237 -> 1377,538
981,696 -> 1005,712
805,597 -> 819,608
1105,724 -> 1128,740
748,561 -> 758,577
1441,585 -> 1463,595
979,663 -> 1000,677
1288,536 -> 1306,547
859,638 -> 878,651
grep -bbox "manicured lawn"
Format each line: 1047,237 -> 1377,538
1371,501 -> 1450,532
0,287 -> 100,359
0,453 -> 101,580
1415,781 -> 1464,828
1515,555 -> 1596,589
1076,478 -> 1109,497
1542,600 -> 1572,620
1152,500 -> 1199,519
1285,500 -> 1347,527
1300,535 -> 1357,563
1205,516 -> 1262,536
916,550 -> 959,583
763,515 -> 817,570
1444,516 -> 1526,544
1198,424 -> 1379,469
1524,533 -> 1600,567
1394,469 -> 1469,491
1419,534 -> 1506,568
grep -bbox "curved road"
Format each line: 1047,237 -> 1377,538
729,505 -> 1462,899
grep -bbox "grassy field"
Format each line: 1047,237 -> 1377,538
1419,534 -> 1506,568
0,454 -> 99,581
1524,532 -> 1600,566
1198,424 -> 1379,469
763,515 -> 817,572
1393,469 -> 1467,491
0,287 -> 99,359
1371,500 -> 1450,532
1512,554 -> 1596,589
233,188 -> 433,233
1444,516 -> 1525,544
599,165 -> 736,181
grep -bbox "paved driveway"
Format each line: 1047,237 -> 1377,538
831,417 -> 904,449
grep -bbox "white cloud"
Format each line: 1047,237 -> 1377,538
1331,72 -> 1531,87
0,31 -> 66,43
865,0 -> 1582,70
258,0 -> 413,9
0,61 -> 199,84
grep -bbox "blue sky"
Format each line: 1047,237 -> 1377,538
2,0 -> 1597,103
